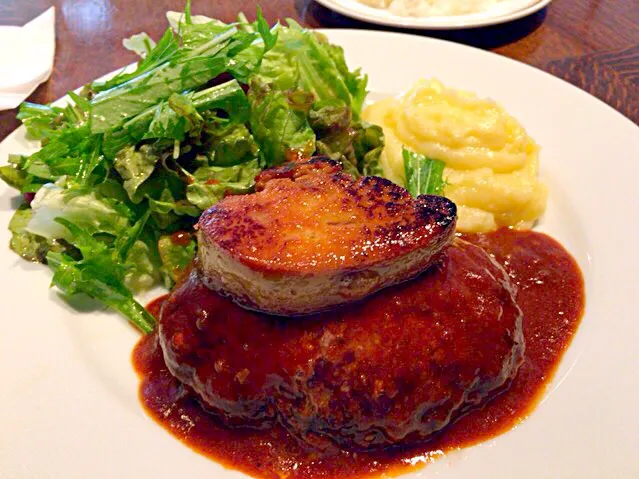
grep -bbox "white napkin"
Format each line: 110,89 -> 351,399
0,7 -> 55,111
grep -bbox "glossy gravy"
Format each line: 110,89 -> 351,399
134,229 -> 585,478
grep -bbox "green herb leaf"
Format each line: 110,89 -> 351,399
90,26 -> 238,133
92,28 -> 180,93
47,217 -> 156,333
17,103 -> 69,140
256,8 -> 278,51
47,250 -> 156,333
0,164 -> 28,190
402,148 -> 446,197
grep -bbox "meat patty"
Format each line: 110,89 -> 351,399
197,158 -> 457,316
159,239 -> 524,450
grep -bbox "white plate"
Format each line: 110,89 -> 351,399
314,0 -> 552,29
1,29 -> 638,479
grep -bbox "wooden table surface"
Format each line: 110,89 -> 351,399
0,0 -> 638,141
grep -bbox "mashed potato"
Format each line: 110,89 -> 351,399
357,0 -> 506,17
363,79 -> 547,232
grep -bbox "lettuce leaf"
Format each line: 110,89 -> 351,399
114,145 -> 159,201
247,20 -> 375,168
158,233 -> 196,287
186,159 -> 261,209
123,239 -> 161,293
8,206 -> 67,263
248,79 -> 315,165
203,120 -> 258,166
148,190 -> 200,218
26,184 -> 132,240
310,100 -> 384,175
255,20 -> 367,115
354,122 -> 385,176
148,187 -> 200,231
129,162 -> 186,214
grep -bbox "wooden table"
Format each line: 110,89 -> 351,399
1,0 -> 637,141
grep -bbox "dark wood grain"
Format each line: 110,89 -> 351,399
0,0 -> 638,143
546,44 -> 639,123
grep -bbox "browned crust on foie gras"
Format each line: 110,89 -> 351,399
196,158 -> 457,316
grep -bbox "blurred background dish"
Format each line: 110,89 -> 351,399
314,0 -> 551,29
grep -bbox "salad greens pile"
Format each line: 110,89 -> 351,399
0,3 -> 384,333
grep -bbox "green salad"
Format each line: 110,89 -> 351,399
0,3 -> 443,333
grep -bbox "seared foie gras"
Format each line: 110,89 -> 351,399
196,158 -> 456,316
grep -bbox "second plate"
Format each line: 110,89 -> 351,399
313,0 -> 552,29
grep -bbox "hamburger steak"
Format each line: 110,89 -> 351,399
197,158 -> 456,316
159,239 -> 524,450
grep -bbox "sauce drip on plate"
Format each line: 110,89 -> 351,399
133,229 -> 584,479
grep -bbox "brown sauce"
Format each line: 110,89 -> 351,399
170,231 -> 192,246
145,294 -> 169,320
133,229 -> 585,478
